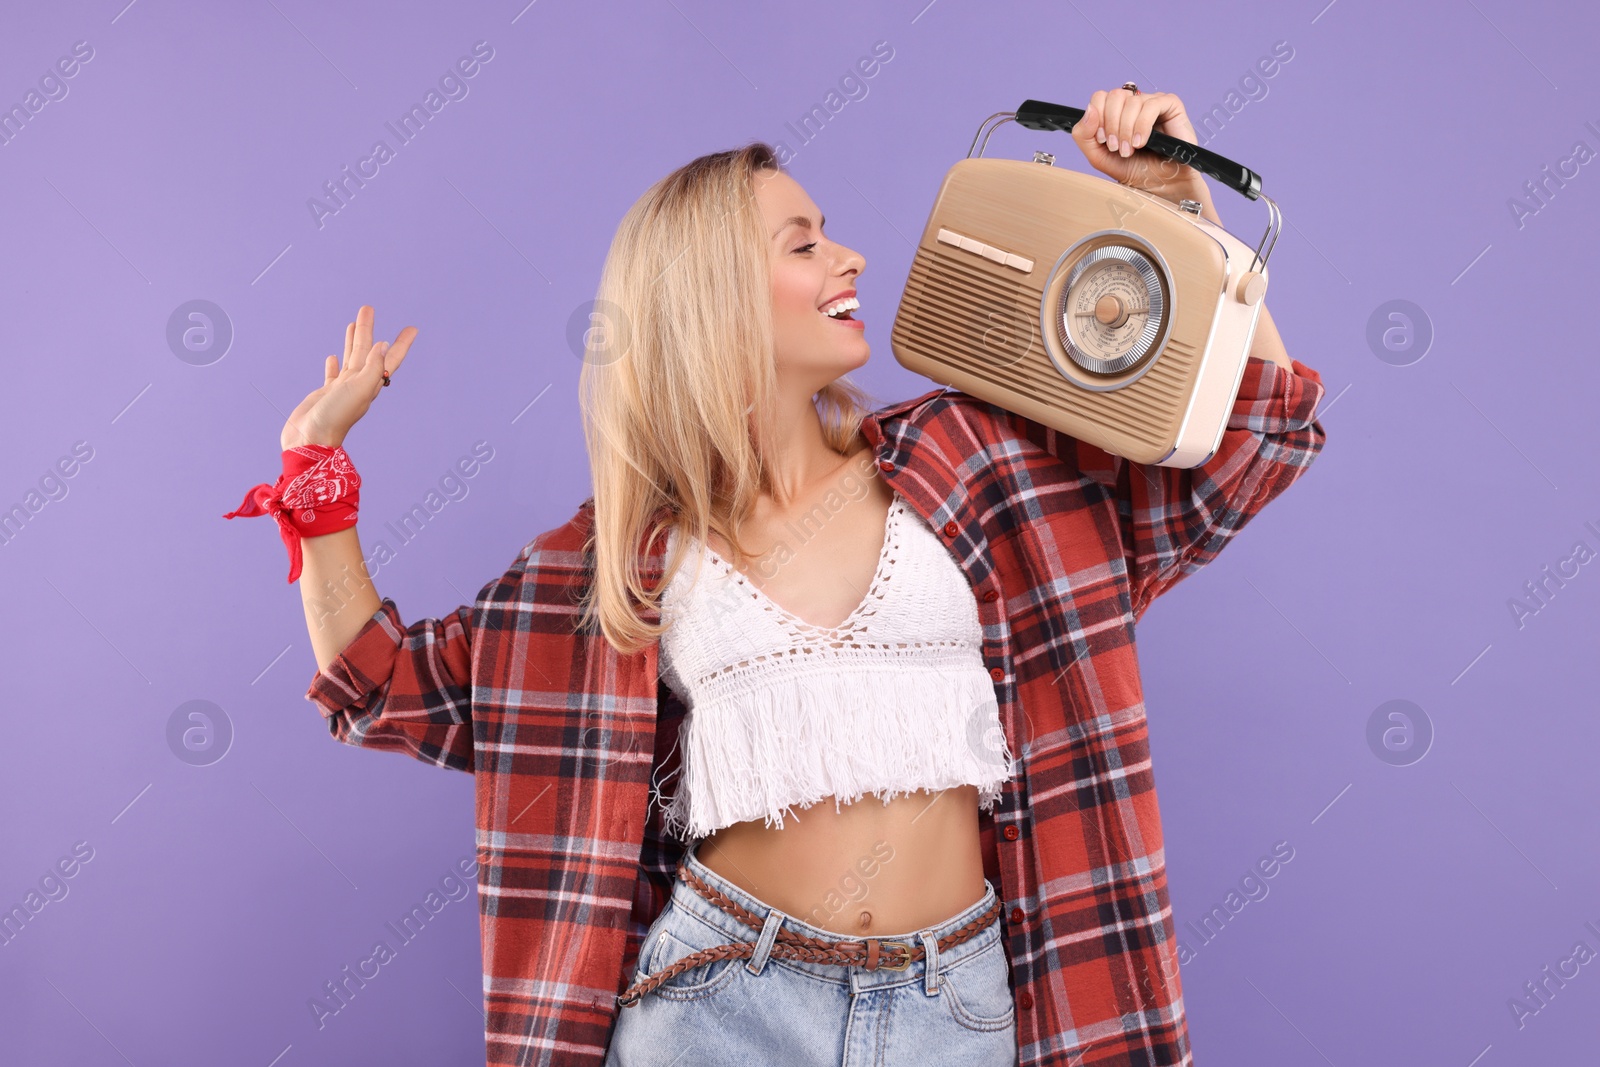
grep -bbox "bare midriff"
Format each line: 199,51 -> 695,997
695,784 -> 989,937
690,442 -> 991,937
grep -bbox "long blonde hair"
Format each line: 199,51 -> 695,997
576,141 -> 878,655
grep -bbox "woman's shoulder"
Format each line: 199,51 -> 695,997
513,497 -> 596,566
873,386 -> 1025,447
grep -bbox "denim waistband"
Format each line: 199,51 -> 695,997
670,840 -> 1002,992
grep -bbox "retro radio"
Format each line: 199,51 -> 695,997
890,99 -> 1282,467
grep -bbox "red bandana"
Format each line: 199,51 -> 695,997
223,444 -> 362,583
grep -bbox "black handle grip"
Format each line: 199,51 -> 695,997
1013,99 -> 1262,200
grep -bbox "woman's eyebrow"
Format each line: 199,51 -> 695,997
771,214 -> 825,239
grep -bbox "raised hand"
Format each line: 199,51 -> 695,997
281,305 -> 417,450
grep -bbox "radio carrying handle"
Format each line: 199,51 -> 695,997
968,99 -> 1281,274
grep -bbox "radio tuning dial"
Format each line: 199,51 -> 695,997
1053,243 -> 1169,377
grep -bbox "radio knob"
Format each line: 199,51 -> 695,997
1235,271 -> 1266,305
1094,295 -> 1128,328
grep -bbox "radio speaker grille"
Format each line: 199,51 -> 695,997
892,247 -> 1195,451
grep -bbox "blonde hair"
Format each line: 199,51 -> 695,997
576,141 -> 878,655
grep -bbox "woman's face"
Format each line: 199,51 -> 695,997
753,170 -> 869,390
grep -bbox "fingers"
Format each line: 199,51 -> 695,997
383,325 -> 418,376
352,305 -> 374,372
1073,96 -> 1111,164
1077,88 -> 1200,188
338,307 -> 414,385
324,355 -> 337,385
1099,87 -> 1159,158
369,341 -> 389,372
1117,96 -> 1151,157
1083,88 -> 1171,159
1073,97 -> 1099,147
1128,93 -> 1168,154
1086,89 -> 1109,146
1101,89 -> 1129,153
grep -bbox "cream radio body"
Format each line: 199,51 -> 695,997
890,100 -> 1282,468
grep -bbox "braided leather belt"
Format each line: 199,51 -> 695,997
616,857 -> 1002,1008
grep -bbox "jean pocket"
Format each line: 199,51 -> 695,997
640,907 -> 745,1002
939,939 -> 1016,1033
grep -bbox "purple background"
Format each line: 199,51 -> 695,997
3,0 -> 1597,1063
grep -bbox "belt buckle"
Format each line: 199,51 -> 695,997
879,939 -> 914,971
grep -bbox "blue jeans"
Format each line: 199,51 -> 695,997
605,841 -> 1017,1067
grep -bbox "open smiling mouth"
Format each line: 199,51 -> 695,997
821,295 -> 861,323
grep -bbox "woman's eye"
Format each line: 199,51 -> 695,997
794,242 -> 817,254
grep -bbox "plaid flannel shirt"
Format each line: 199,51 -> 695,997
306,354 -> 1326,1066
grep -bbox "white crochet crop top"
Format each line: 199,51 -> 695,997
654,489 -> 1017,842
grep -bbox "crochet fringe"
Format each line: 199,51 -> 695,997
658,664 -> 1016,842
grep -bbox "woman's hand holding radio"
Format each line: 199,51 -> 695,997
1071,88 -> 1221,226
280,305 -> 417,451
1070,88 -> 1290,370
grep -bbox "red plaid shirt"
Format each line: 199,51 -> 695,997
306,354 -> 1326,1066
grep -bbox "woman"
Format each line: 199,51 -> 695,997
243,86 -> 1326,1067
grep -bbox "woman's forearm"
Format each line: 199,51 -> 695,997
297,525 -> 382,672
1248,301 -> 1293,371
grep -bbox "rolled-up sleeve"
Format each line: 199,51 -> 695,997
305,597 -> 476,773
1010,354 -> 1328,620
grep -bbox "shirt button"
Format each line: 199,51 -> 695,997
1003,825 -> 1019,841
982,588 -> 998,603
942,520 -> 959,537
877,459 -> 894,473
989,666 -> 1004,682
1017,990 -> 1035,1010
1009,907 -> 1025,925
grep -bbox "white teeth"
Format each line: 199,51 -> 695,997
821,296 -> 860,318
